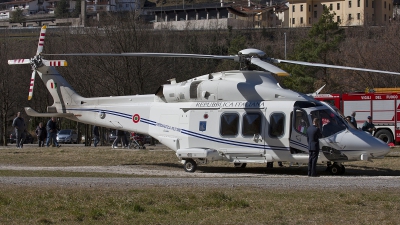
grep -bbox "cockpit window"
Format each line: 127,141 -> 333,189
294,101 -> 322,108
311,110 -> 347,137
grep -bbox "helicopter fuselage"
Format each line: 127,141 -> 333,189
32,68 -> 390,174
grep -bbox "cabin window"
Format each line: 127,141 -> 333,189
220,113 -> 239,136
242,113 -> 262,137
269,113 -> 285,138
294,110 -> 309,135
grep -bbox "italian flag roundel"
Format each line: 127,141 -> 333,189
132,114 -> 140,123
50,82 -> 57,89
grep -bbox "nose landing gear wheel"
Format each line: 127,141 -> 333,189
184,159 -> 197,173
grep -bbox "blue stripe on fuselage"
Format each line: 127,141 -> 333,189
68,108 -> 290,151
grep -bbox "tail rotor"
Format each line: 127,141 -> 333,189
7,25 -> 67,100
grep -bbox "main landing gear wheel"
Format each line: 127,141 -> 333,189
234,163 -> 247,168
328,163 -> 345,175
184,159 -> 197,173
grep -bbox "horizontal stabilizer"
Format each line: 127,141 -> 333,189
8,59 -> 31,65
25,107 -> 75,118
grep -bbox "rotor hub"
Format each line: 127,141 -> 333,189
31,55 -> 43,69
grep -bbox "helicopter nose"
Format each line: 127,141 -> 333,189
343,130 -> 391,159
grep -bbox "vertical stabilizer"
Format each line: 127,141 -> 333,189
37,66 -> 83,113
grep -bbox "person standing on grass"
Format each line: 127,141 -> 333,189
93,125 -> 100,147
35,122 -> 47,147
307,118 -> 322,177
46,117 -> 61,148
12,112 -> 26,149
112,129 -> 127,148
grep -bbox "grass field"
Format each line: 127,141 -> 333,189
0,145 -> 399,224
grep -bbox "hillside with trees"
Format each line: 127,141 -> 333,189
1,10 -> 400,144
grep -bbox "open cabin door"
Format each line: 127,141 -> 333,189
289,107 -> 310,153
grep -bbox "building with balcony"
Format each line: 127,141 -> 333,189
287,0 -> 393,27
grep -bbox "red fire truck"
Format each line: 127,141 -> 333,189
314,89 -> 400,144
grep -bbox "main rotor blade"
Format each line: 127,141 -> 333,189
43,53 -> 238,61
250,58 -> 289,76
36,25 -> 47,55
8,59 -> 31,65
28,70 -> 36,100
274,59 -> 400,75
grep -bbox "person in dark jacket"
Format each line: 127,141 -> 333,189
93,125 -> 100,147
307,118 -> 322,177
350,111 -> 357,128
46,117 -> 61,147
362,116 -> 376,135
35,122 -> 47,147
112,129 -> 128,148
12,112 -> 26,148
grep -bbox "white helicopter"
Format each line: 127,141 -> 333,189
9,26 -> 400,175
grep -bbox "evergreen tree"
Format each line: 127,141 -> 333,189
9,8 -> 25,23
71,0 -> 82,18
282,7 -> 345,93
55,0 -> 70,18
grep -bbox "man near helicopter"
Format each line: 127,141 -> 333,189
307,118 -> 322,177
362,116 -> 376,135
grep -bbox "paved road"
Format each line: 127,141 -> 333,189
1,175 -> 399,190
1,144 -> 399,189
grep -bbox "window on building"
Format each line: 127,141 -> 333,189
309,5 -> 311,11
358,0 -> 360,7
292,18 -> 295,24
292,5 -> 295,12
337,16 -> 341,23
242,113 -> 262,137
384,1 -> 386,8
301,4 -> 304,11
384,14 -> 386,21
300,17 -> 303,23
330,4 -> 333,10
372,1 -> 374,8
349,1 -> 352,8
220,113 -> 239,136
366,0 -> 368,7
309,17 -> 311,24
389,4 -> 391,10
314,11 -> 317,18
269,113 -> 285,138
337,3 -> 340,10
348,14 -> 352,20
357,13 -> 360,20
